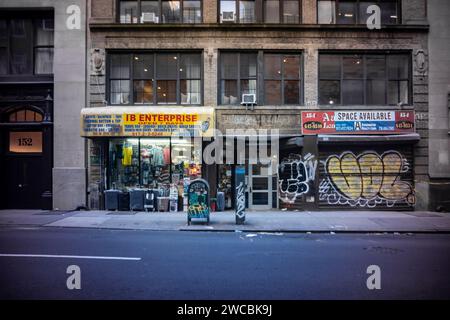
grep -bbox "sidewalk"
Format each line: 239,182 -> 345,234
1,209 -> 450,233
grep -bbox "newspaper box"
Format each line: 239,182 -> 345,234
187,179 -> 210,225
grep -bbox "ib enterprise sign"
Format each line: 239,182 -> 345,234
81,107 -> 215,137
301,110 -> 415,135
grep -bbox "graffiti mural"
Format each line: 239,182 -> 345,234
319,150 -> 415,208
278,153 -> 318,204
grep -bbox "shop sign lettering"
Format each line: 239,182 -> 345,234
301,111 -> 415,135
81,108 -> 214,137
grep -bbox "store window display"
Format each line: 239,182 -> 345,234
140,138 -> 171,187
108,137 -> 202,193
172,138 -> 202,193
109,139 -> 140,188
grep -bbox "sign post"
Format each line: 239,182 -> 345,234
235,166 -> 246,225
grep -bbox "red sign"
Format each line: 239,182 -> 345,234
301,111 -> 415,135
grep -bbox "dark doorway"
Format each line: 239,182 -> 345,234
3,154 -> 46,209
0,107 -> 53,210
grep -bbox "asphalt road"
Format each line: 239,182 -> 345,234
0,227 -> 449,299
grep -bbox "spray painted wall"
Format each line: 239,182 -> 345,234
318,147 -> 415,210
278,153 -> 318,206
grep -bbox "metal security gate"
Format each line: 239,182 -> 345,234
318,145 -> 415,210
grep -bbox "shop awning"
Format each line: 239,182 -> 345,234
81,106 -> 215,138
318,133 -> 420,144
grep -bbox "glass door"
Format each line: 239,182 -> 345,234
248,162 -> 273,210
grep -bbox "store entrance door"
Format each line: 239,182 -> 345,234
248,162 -> 273,210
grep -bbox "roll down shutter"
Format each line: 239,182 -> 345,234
318,145 -> 415,210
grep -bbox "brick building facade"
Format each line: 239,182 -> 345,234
84,0 -> 438,212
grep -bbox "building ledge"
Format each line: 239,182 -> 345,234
318,133 -> 421,144
89,23 -> 429,33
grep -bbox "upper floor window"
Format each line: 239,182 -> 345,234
108,52 -> 202,105
220,0 -> 255,23
264,0 -> 301,23
319,53 -> 410,106
317,0 -> 399,25
0,13 -> 54,76
119,0 -> 202,24
220,51 -> 302,105
264,54 -> 301,104
220,52 -> 257,104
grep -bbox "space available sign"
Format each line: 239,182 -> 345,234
301,110 -> 415,135
81,107 -> 215,137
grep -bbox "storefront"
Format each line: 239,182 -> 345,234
300,110 -> 419,211
81,106 -> 214,210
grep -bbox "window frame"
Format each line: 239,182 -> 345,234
263,0 -> 302,24
219,51 -> 258,105
316,0 -> 401,25
0,11 -> 54,80
220,0 -> 303,24
318,51 -> 412,106
219,50 -> 303,106
263,53 -> 303,105
106,51 -> 203,106
117,0 -> 203,24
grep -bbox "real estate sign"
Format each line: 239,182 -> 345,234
301,110 -> 415,135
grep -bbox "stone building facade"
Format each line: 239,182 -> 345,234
85,0 -> 435,211
0,0 -> 86,211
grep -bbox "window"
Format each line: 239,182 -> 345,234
0,19 -> 7,75
108,52 -> 202,105
162,1 -> 181,23
264,0 -> 301,23
319,53 -> 410,106
0,14 -> 54,76
108,137 -> 201,189
133,54 -> 153,104
8,109 -> 43,122
120,0 -> 139,23
318,0 -> 400,25
119,0 -> 202,23
34,18 -> 54,74
220,51 -> 302,105
183,1 -> 202,23
283,0 -> 300,23
220,52 -> 257,105
220,0 -> 256,23
264,54 -> 301,105
110,55 -> 131,104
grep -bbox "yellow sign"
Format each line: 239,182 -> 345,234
81,107 -> 214,137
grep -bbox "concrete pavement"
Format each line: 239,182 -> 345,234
1,209 -> 450,233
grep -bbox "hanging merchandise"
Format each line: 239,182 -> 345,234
122,143 -> 133,166
149,146 -> 164,166
158,171 -> 171,184
163,146 -> 171,165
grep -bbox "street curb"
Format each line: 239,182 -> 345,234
178,228 -> 450,234
2,224 -> 450,234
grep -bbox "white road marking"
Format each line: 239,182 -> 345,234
0,254 -> 141,261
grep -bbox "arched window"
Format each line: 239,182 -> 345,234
8,109 -> 43,122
